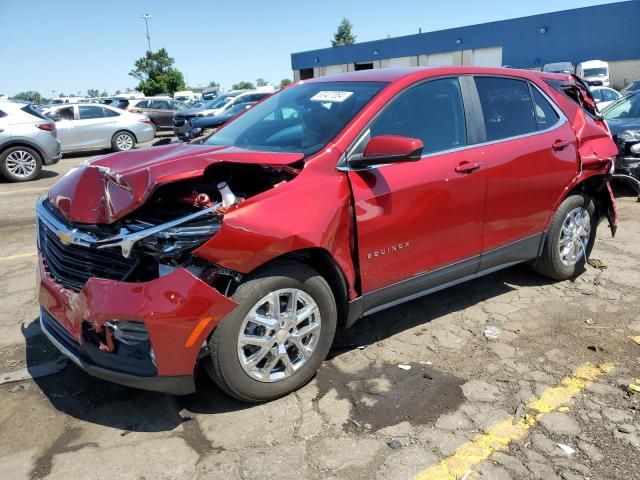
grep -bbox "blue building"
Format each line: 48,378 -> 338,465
290,1 -> 640,88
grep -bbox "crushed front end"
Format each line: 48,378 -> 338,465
36,155 -> 298,394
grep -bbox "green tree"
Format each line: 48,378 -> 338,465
100,90 -> 109,97
12,91 -> 42,103
58,92 -> 65,97
87,88 -> 100,97
279,78 -> 292,88
232,81 -> 255,90
255,78 -> 268,87
129,48 -> 186,96
331,18 -> 356,47
114,89 -> 122,95
208,80 -> 220,88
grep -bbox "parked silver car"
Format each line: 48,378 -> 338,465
43,104 -> 156,153
0,100 -> 61,182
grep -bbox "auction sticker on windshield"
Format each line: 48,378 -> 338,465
310,91 -> 353,103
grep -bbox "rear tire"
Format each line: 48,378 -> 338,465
111,131 -> 136,152
533,193 -> 597,280
205,260 -> 337,402
0,146 -> 42,182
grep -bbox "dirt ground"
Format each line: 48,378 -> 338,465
1,147 -> 639,480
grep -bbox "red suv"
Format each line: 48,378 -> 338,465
37,67 -> 618,401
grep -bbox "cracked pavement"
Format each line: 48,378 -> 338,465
1,151 -> 639,479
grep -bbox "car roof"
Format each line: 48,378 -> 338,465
302,66 -> 571,84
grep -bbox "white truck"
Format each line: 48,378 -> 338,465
174,90 -> 200,103
575,60 -> 610,87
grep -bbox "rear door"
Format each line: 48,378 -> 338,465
470,76 -> 578,266
348,77 -> 487,295
146,100 -> 172,128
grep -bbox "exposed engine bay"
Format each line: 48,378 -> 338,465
37,163 -> 298,292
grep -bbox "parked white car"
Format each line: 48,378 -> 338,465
43,103 -> 156,153
590,86 -> 622,111
208,90 -> 273,116
174,90 -> 200,103
576,60 -> 610,87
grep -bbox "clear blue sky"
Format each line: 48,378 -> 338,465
0,0 -> 624,97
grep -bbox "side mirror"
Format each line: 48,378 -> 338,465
348,135 -> 424,169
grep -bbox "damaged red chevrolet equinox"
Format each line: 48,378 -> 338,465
37,67 -> 618,401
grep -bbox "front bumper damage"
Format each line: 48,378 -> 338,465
38,258 -> 237,394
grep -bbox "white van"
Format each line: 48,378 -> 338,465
576,60 -> 610,87
174,90 -> 200,103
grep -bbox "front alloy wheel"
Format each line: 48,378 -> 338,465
238,288 -> 321,382
206,260 -> 337,402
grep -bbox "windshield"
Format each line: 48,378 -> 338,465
583,68 -> 608,77
205,81 -> 386,155
603,93 -> 640,120
623,80 -> 640,92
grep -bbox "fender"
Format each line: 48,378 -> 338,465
193,167 -> 359,299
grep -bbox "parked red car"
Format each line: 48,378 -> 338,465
37,67 -> 618,401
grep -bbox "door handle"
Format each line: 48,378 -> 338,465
454,161 -> 481,174
552,139 -> 570,151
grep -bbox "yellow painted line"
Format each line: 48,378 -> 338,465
630,336 -> 640,346
0,187 -> 48,196
413,362 -> 614,480
0,252 -> 36,262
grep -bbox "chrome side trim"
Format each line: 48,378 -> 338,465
36,198 -> 222,258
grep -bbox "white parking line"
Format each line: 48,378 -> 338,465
0,252 -> 36,261
0,187 -> 48,196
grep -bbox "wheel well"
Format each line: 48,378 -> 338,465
0,142 -> 44,161
276,248 -> 351,330
566,175 -> 611,220
112,130 -> 137,143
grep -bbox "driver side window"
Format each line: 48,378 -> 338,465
369,77 -> 467,155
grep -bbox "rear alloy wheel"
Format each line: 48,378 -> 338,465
112,131 -> 135,152
0,146 -> 42,182
533,193 -> 597,280
205,260 -> 337,402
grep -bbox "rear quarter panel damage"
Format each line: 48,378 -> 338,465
540,78 -> 619,235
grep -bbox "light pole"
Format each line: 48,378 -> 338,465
141,13 -> 152,52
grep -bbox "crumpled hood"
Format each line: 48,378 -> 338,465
47,143 -> 304,224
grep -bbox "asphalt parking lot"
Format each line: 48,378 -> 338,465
1,145 -> 639,480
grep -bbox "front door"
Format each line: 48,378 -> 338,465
52,106 -> 78,151
348,77 -> 487,295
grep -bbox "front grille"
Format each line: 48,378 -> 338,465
38,218 -> 139,292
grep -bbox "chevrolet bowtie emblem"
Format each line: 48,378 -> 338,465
56,230 -> 75,246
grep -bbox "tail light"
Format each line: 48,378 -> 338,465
36,123 -> 55,132
139,117 -> 153,125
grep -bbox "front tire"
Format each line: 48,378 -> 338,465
206,260 -> 337,402
0,146 -> 42,182
111,131 -> 136,152
533,193 -> 597,280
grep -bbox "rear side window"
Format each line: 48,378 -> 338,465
370,77 -> 467,155
0,109 -> 7,118
102,108 -> 119,117
20,104 -> 50,121
475,77 -> 536,141
531,88 -> 559,130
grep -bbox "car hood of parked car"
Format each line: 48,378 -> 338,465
47,143 -> 304,224
606,118 -> 640,137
